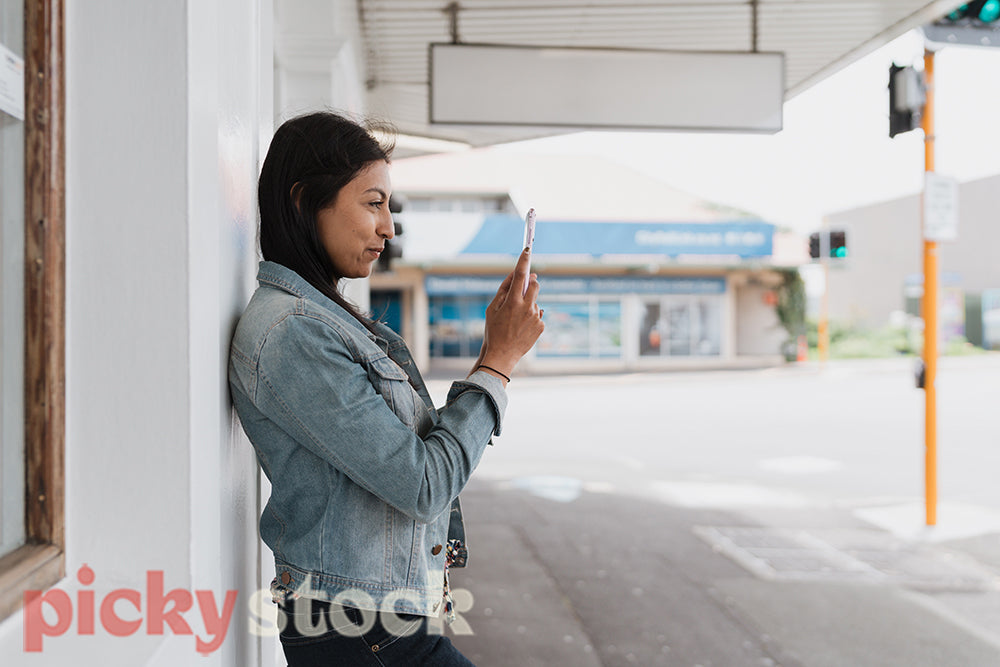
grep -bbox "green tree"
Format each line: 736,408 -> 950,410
775,269 -> 807,342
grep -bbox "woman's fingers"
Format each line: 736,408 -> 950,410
524,272 -> 541,304
507,247 -> 533,299
479,250 -> 545,373
489,271 -> 515,310
495,269 -> 514,293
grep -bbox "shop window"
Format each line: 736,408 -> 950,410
407,197 -> 431,212
639,296 -> 722,357
370,290 -> 403,335
429,295 -> 489,357
595,301 -> 622,357
536,298 -> 621,359
639,302 -> 662,356
0,0 -> 66,622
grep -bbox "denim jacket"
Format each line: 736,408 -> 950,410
228,261 -> 507,616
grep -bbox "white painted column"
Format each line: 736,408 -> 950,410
0,2 -> 274,665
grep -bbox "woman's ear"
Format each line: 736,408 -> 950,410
290,182 -> 303,212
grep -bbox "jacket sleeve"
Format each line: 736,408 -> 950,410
254,313 -> 505,524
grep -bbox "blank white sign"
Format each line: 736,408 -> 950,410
430,44 -> 784,133
924,171 -> 959,242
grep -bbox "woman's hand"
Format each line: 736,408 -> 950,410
473,248 -> 545,382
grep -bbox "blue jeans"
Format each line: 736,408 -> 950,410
278,598 -> 476,667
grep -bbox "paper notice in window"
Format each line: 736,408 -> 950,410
0,43 -> 25,121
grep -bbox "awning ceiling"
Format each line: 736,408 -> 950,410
298,1 -> 963,149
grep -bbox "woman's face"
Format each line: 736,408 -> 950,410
316,161 -> 394,279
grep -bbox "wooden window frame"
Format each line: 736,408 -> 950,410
0,0 -> 65,622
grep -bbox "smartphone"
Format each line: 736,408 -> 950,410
522,208 -> 536,295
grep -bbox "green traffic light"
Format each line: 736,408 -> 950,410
948,3 -> 970,20
946,1 -> 1000,22
979,0 -> 1000,22
833,247 -> 848,259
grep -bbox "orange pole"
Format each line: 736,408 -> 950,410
922,49 -> 938,526
818,259 -> 829,363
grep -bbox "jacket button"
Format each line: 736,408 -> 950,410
432,544 -> 443,556
280,572 -> 291,585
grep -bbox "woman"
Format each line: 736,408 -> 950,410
229,111 -> 543,666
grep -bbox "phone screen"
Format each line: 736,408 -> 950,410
522,208 -> 536,295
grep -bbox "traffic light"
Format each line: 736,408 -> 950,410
924,1 -> 1000,47
888,64 -> 925,138
377,195 -> 405,271
829,230 -> 847,259
981,0 -> 1000,21
808,230 -> 848,260
946,1 -> 1000,23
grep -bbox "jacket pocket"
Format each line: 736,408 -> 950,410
365,355 -> 418,428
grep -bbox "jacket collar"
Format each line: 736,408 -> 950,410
256,261 -> 432,407
257,261 -> 376,340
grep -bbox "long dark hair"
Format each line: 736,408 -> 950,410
258,111 -> 394,329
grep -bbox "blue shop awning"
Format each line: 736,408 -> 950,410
462,216 -> 774,258
426,275 -> 726,296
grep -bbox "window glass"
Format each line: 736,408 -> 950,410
537,301 -> 592,357
466,297 -> 487,356
370,290 -> 403,335
537,298 -> 622,359
407,197 -> 431,212
0,0 -> 26,559
596,301 -> 622,358
638,295 -> 723,358
639,301 -> 662,357
429,298 -> 460,357
665,299 -> 692,356
429,295 -> 489,357
694,297 -> 722,356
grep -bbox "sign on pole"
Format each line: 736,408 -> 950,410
923,172 -> 959,242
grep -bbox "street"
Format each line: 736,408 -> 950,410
456,355 -> 1000,513
428,355 -> 1000,666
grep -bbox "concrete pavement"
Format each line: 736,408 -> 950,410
447,477 -> 1000,667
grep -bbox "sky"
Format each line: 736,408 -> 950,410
498,30 -> 1000,236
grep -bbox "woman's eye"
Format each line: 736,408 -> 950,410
370,201 -> 384,210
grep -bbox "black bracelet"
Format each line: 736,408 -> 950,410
477,364 -> 511,382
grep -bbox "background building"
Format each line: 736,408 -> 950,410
823,173 -> 1000,348
372,151 -> 808,373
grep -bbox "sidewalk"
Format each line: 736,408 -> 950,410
448,478 -> 1000,667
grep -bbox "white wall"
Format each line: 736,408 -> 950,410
736,283 -> 787,356
179,0 -> 274,665
0,1 -> 273,664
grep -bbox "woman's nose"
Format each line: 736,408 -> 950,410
378,210 -> 395,240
